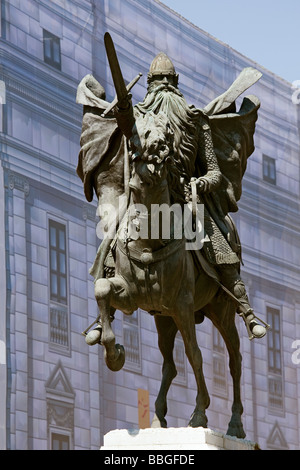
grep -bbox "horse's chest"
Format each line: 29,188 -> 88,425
116,241 -> 186,311
119,252 -> 161,293
135,264 -> 160,290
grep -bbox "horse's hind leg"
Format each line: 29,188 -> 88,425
216,312 -> 246,439
174,307 -> 210,428
152,315 -> 178,428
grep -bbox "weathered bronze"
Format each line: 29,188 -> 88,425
76,33 -> 269,438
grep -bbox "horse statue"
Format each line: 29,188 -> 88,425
76,33 -> 269,439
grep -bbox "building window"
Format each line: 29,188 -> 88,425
43,29 -> 61,70
50,305 -> 69,347
267,306 -> 284,413
173,332 -> 187,385
123,310 -> 141,372
267,307 -> 281,374
268,376 -> 283,410
212,327 -> 227,395
263,155 -> 276,184
49,220 -> 67,305
49,220 -> 70,352
51,432 -> 70,450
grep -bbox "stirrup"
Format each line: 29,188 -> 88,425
81,315 -> 102,345
239,308 -> 270,340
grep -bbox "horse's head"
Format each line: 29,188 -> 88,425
129,112 -> 174,207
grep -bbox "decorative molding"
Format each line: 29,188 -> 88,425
2,136 -> 78,178
0,44 -> 82,129
45,360 -> 75,402
82,203 -> 97,222
49,304 -> 69,350
47,401 -> 74,430
8,172 -> 29,196
267,422 -> 289,450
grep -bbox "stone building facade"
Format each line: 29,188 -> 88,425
0,0 -> 299,450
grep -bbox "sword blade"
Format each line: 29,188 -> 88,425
101,73 -> 142,117
104,32 -> 128,103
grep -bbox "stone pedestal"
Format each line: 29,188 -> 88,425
100,427 -> 260,451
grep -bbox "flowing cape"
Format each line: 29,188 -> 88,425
76,74 -> 125,202
205,94 -> 260,215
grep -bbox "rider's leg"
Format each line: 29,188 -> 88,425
217,264 -> 267,339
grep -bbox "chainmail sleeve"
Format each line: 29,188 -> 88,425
196,122 -> 222,193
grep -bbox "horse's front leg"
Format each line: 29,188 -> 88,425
94,277 -> 127,371
174,303 -> 210,428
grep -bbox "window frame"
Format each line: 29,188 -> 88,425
51,431 -> 70,450
267,306 -> 282,374
262,154 -> 276,185
49,219 -> 67,305
212,327 -> 228,397
266,305 -> 284,414
43,29 -> 61,70
48,217 -> 70,354
123,309 -> 142,373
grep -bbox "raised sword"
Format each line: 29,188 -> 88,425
102,32 -> 142,119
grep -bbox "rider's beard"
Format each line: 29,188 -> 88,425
135,83 -> 202,202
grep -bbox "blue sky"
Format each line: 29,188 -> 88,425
161,0 -> 300,84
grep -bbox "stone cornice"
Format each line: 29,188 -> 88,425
1,134 -> 76,176
241,245 -> 300,296
0,135 -> 87,202
0,41 -> 77,96
240,175 -> 300,230
0,44 -> 82,129
38,0 -> 93,33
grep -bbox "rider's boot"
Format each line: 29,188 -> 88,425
233,280 -> 267,339
239,307 -> 267,339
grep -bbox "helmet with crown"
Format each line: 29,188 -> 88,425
147,52 -> 179,86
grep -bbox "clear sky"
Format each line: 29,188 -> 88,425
161,0 -> 300,84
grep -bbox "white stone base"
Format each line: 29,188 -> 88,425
101,427 -> 260,451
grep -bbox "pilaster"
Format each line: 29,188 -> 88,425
6,171 -> 29,449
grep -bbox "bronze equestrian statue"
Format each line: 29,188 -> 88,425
76,33 -> 269,438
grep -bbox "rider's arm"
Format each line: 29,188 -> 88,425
196,122 -> 222,193
114,96 -> 135,139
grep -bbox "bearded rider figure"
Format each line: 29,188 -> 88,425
76,49 -> 268,340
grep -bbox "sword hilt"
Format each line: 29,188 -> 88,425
101,73 -> 142,118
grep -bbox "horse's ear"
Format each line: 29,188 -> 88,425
147,163 -> 155,174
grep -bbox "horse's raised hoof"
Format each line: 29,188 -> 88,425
188,411 -> 208,428
226,420 -> 246,439
105,344 -> 125,372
